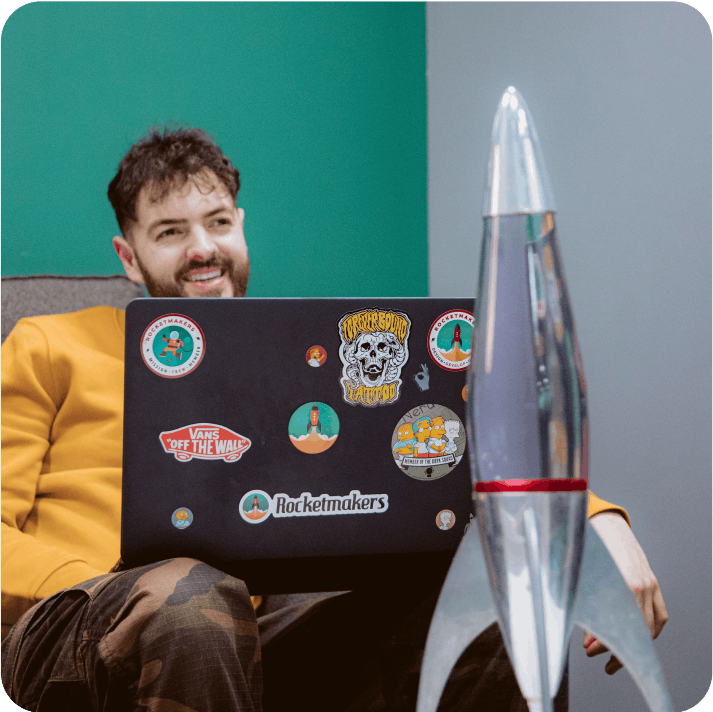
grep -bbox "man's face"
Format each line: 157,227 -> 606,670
113,169 -> 250,298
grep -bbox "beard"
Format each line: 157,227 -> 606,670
137,254 -> 251,299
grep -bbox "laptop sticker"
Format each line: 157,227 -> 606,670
240,491 -> 272,523
337,308 -> 411,407
436,509 -> 456,530
239,489 -> 388,524
391,404 -> 466,481
413,364 -> 430,392
462,385 -> 468,401
288,402 -> 340,454
306,345 -> 327,367
172,508 -> 193,529
159,424 -> 252,462
427,310 -> 474,372
141,314 -> 205,378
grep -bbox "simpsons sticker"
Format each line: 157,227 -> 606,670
337,308 -> 411,407
436,509 -> 456,530
141,314 -> 205,378
172,507 -> 194,529
391,404 -> 466,481
306,345 -> 327,367
427,310 -> 474,372
288,402 -> 340,454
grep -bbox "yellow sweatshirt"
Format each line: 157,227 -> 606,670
1,306 -> 629,633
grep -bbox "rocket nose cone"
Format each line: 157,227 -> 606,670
482,87 -> 557,217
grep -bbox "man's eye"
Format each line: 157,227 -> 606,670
211,218 -> 231,228
157,228 -> 178,239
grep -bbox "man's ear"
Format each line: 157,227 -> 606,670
112,235 -> 144,284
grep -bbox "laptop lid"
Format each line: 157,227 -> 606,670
122,298 -> 476,591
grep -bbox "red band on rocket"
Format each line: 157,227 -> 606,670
474,479 -> 588,493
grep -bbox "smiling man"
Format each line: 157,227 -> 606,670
1,128 -> 666,712
109,132 -> 250,299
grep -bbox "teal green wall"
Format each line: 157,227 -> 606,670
2,2 -> 427,297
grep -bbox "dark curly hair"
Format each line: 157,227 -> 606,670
107,127 -> 240,236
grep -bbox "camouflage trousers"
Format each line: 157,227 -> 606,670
1,558 -> 568,712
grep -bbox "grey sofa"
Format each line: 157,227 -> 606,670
1,274 -> 145,344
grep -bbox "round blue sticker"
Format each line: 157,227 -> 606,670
172,507 -> 194,529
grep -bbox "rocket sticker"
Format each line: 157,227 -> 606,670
288,402 -> 340,454
240,490 -> 272,523
427,310 -> 474,372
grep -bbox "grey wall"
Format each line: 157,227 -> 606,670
427,3 -> 711,711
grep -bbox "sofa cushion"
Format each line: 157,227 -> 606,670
1,274 -> 145,344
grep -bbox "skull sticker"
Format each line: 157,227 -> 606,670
338,308 -> 411,407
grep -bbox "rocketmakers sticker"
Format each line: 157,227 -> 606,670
141,314 -> 205,378
172,507 -> 193,528
239,489 -> 388,524
427,310 -> 474,372
288,402 -> 339,454
338,308 -> 411,407
306,345 -> 327,367
159,423 -> 252,462
391,404 -> 466,481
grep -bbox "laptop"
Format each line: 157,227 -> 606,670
121,297 -> 476,591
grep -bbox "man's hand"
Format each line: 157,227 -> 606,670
583,511 -> 668,674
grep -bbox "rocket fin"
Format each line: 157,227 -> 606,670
416,523 -> 498,712
573,521 -> 673,712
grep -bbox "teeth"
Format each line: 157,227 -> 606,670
187,270 -> 221,282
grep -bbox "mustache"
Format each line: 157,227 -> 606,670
175,257 -> 231,281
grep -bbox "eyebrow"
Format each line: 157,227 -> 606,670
147,207 -> 230,234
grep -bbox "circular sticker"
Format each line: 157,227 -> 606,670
141,314 -> 205,378
172,507 -> 193,529
306,345 -> 327,367
239,490 -> 272,524
436,509 -> 456,530
391,404 -> 466,481
462,385 -> 468,402
288,402 -> 340,454
427,311 -> 474,372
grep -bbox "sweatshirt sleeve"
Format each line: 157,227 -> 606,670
587,490 -> 630,527
2,320 -> 104,625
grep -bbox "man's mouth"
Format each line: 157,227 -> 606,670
182,267 -> 227,291
185,269 -> 223,283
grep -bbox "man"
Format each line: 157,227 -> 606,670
2,128 -> 667,711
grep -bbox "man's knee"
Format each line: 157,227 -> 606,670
98,558 -> 255,661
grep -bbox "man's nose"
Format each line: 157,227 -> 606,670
185,226 -> 217,262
